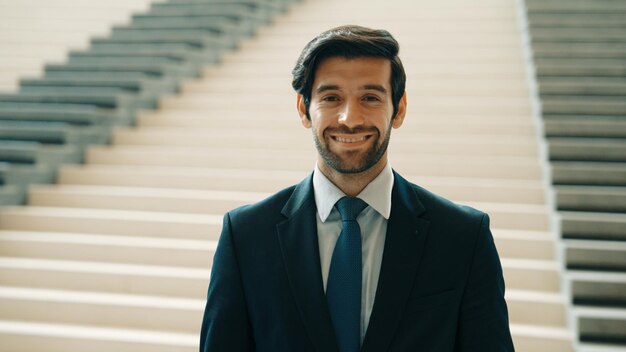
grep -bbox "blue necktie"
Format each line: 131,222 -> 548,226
327,196 -> 368,352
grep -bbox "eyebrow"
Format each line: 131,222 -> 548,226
363,85 -> 387,94
315,84 -> 387,94
316,85 -> 340,94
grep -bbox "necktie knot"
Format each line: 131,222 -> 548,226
336,196 -> 368,222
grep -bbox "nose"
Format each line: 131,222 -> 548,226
338,99 -> 365,128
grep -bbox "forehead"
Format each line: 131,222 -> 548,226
312,56 -> 392,90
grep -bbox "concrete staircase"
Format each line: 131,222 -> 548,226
0,0 -> 577,350
0,0 -> 289,206
524,0 -> 626,350
0,0 -> 158,92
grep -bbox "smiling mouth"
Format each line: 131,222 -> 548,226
332,135 -> 371,143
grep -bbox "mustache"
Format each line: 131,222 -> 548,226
324,126 -> 379,135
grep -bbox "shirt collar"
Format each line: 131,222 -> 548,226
313,162 -> 394,222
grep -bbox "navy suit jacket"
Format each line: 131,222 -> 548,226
200,171 -> 515,351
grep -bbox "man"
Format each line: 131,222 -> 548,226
200,25 -> 515,351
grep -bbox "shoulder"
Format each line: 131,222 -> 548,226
394,171 -> 486,225
413,183 -> 485,221
227,184 -> 297,229
395,175 -> 489,245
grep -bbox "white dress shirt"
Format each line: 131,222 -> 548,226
312,163 -> 394,343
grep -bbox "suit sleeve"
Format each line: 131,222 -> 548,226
454,214 -> 515,351
200,213 -> 254,352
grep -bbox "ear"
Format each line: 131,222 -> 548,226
391,92 -> 407,129
296,94 -> 311,128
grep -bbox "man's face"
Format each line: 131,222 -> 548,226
297,56 -> 406,175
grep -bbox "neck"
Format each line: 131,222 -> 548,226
318,157 -> 387,196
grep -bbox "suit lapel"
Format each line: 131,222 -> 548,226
276,174 -> 339,352
361,172 -> 430,352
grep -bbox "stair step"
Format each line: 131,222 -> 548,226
510,323 -> 574,352
561,211 -> 626,241
549,138 -> 626,162
565,239 -> 626,271
0,163 -> 55,188
0,206 -> 222,239
542,98 -> 626,116
0,92 -> 134,110
0,121 -> 109,145
539,77 -> 626,96
576,306 -> 626,345
148,3 -> 269,22
494,229 -> 556,261
557,185 -> 626,213
501,258 -> 562,292
0,141 -> 82,166
441,200 -> 550,231
57,165 -> 304,192
526,0 -> 626,12
532,43 -> 626,59
0,105 -> 124,126
108,28 -> 234,47
21,77 -> 139,92
530,28 -> 626,42
570,270 -> 626,307
67,49 -> 218,66
97,32 -> 229,50
507,289 -> 568,326
130,14 -> 255,35
44,62 -> 194,79
88,41 -> 198,54
544,116 -> 626,138
0,230 -> 215,268
579,342 -> 626,352
80,43 -> 207,57
0,287 -> 204,333
67,55 -> 186,67
0,257 -> 209,298
528,13 -> 626,28
0,141 -> 40,164
552,161 -> 626,187
0,184 -> 24,206
28,185 -> 262,215
0,320 -> 196,352
112,24 -> 242,40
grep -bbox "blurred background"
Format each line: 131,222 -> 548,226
0,0 -> 624,351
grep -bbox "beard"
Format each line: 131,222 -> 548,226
312,122 -> 392,174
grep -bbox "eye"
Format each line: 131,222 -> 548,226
363,95 -> 381,102
321,95 -> 340,102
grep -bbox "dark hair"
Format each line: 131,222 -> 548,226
291,25 -> 406,119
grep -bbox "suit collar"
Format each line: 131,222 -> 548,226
277,174 -> 339,352
390,170 -> 426,218
361,171 -> 430,352
281,173 -> 314,218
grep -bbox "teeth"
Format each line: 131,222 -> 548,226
335,136 -> 367,143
